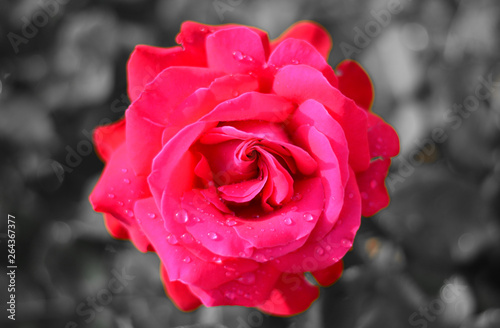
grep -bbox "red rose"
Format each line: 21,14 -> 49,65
90,21 -> 399,315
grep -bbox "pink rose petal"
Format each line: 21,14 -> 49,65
188,262 -> 281,307
93,119 -> 125,163
201,92 -> 295,123
270,21 -> 332,59
273,64 -> 370,172
336,60 -> 374,111
127,45 -> 205,101
136,197 -> 259,290
367,112 -> 400,159
234,178 -> 324,250
257,272 -> 319,316
160,264 -> 201,311
272,170 -> 361,273
206,27 -> 269,75
268,38 -> 337,87
311,259 -> 344,287
356,158 -> 392,217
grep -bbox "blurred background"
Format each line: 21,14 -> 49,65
1,0 -> 500,327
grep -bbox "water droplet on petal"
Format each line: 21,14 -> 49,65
348,193 -> 354,199
370,180 -> 377,189
292,192 -> 303,201
238,272 -> 256,285
270,228 -> 275,232
167,234 -> 178,245
226,219 -> 238,226
315,246 -> 324,255
192,216 -> 200,223
232,50 -> 244,60
255,254 -> 266,262
304,213 -> 314,222
107,193 -> 115,199
183,256 -> 191,263
125,210 -> 134,218
291,59 -> 299,64
284,217 -> 293,225
147,212 -> 156,219
332,257 -> 339,262
181,233 -> 194,244
123,178 -> 130,184
225,291 -> 236,300
232,91 -> 239,97
175,209 -> 189,224
341,238 -> 352,247
291,206 -> 298,211
213,257 -> 222,264
121,168 -> 128,173
117,201 -> 124,206
208,232 -> 219,240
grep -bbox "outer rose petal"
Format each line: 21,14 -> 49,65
272,170 -> 361,273
135,197 -> 260,290
125,108 -> 165,176
168,74 -> 260,132
127,45 -> 205,101
258,273 -> 319,316
268,38 -> 338,87
129,67 -> 223,126
356,158 -> 392,217
201,92 -> 295,123
90,144 -> 151,220
273,64 -> 370,172
179,190 -> 255,258
367,112 -> 400,159
336,60 -> 374,111
126,67 -> 223,175
93,119 -> 125,163
206,27 -> 269,75
89,144 -> 151,249
312,260 -> 344,287
160,264 -> 202,311
188,263 -> 281,307
176,21 -> 270,64
271,21 -> 332,59
103,213 -> 129,240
